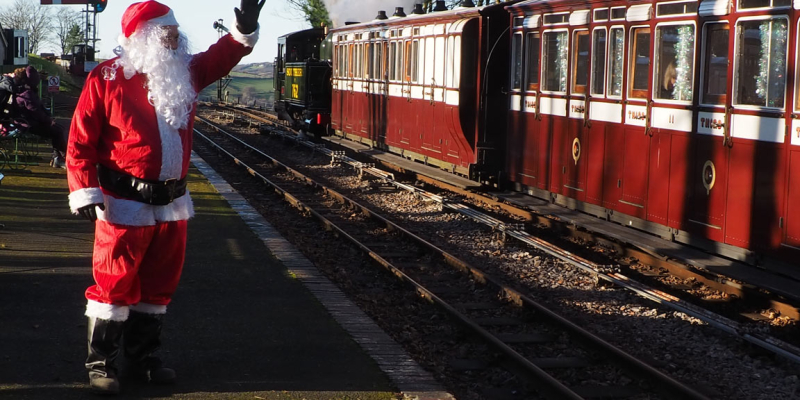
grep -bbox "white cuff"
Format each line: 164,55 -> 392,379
69,187 -> 104,214
231,23 -> 259,48
85,300 -> 129,321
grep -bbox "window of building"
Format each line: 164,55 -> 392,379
735,17 -> 788,108
628,27 -> 651,99
655,24 -> 695,101
15,36 -> 25,58
572,30 -> 590,94
543,30 -> 568,92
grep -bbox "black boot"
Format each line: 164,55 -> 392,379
86,317 -> 124,395
123,311 -> 176,384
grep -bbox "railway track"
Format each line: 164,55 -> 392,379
193,115 -> 711,400
202,103 -> 800,363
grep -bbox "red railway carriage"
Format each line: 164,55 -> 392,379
329,1 -> 518,183
505,0 -> 800,264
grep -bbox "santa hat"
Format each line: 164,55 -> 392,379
121,1 -> 179,38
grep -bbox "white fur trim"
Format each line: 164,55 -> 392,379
157,114 -> 183,180
69,187 -> 105,214
231,23 -> 259,48
97,190 -> 194,226
86,300 -> 129,321
130,302 -> 167,315
148,9 -> 179,29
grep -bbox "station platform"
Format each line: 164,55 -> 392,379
0,144 -> 451,399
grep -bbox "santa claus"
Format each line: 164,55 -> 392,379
66,0 -> 263,394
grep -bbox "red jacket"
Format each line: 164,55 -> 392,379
68,29 -> 257,225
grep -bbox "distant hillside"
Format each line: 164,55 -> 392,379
232,62 -> 273,78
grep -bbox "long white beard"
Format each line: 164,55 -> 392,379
116,24 -> 196,130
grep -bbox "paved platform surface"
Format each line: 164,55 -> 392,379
0,147 -> 419,399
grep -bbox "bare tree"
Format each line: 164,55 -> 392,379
0,0 -> 53,54
53,9 -> 83,56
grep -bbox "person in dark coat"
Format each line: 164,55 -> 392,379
13,66 -> 69,167
0,68 -> 26,137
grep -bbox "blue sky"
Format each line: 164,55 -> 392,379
42,0 -> 310,64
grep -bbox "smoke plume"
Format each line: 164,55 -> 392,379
323,0 -> 420,28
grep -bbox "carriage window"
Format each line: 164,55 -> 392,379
388,42 -> 396,81
739,0 -> 790,9
365,43 -> 373,79
572,30 -> 590,94
608,27 -> 624,97
348,44 -> 353,77
512,33 -> 523,90
526,32 -> 540,91
435,36 -> 445,86
453,36 -> 461,87
543,31 -> 568,92
628,27 -> 651,99
406,40 -> 419,83
396,41 -> 404,81
446,36 -> 455,88
735,18 -> 788,108
591,29 -> 606,96
655,24 -> 694,101
702,23 -> 728,105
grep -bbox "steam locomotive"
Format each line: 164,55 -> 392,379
273,27 -> 332,134
277,0 -> 800,268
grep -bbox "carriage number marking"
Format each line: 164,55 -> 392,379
292,84 -> 299,99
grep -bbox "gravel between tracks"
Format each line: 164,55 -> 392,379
194,111 -> 800,400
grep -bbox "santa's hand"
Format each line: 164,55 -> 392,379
234,0 -> 265,35
77,203 -> 105,222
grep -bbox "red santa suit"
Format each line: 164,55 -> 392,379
67,6 -> 258,321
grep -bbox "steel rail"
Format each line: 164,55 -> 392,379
192,119 -> 711,399
200,107 -> 800,365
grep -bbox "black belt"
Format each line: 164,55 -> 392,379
97,164 -> 186,206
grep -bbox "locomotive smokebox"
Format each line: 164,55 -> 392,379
412,3 -> 425,14
375,10 -> 388,20
392,7 -> 407,17
433,1 -> 448,11
460,0 -> 476,7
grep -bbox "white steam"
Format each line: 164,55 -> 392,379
323,0 -> 420,28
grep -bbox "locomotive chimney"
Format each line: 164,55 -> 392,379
412,3 -> 425,14
433,1 -> 448,11
460,0 -> 476,7
375,10 -> 388,20
392,7 -> 407,17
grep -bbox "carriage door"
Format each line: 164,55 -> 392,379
541,18 -> 570,194
564,13 -> 590,201
723,15 -> 788,249
619,21 -> 652,219
784,15 -> 800,250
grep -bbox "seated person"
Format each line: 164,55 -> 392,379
0,68 -> 26,137
12,66 -> 68,168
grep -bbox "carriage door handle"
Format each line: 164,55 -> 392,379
723,106 -> 733,147
645,100 -> 653,136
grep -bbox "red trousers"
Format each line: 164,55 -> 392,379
86,219 -> 188,307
